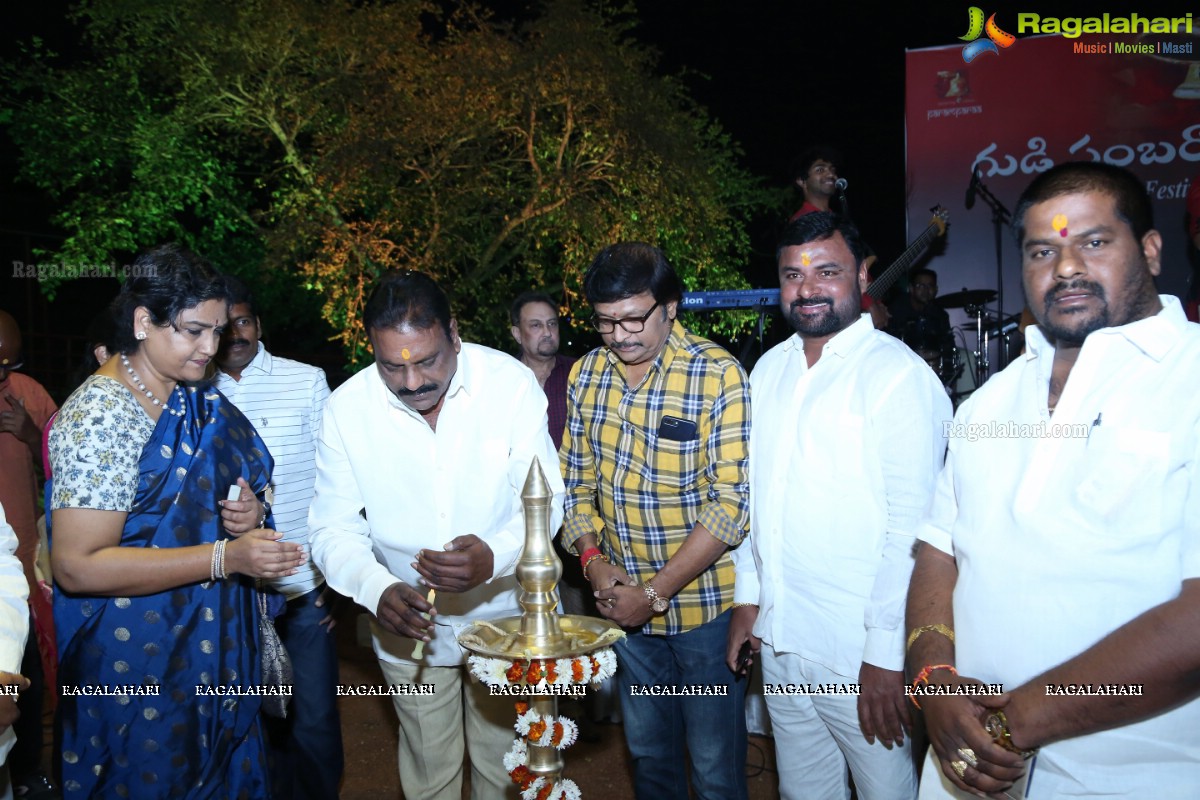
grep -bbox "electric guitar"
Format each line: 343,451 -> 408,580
865,206 -> 951,301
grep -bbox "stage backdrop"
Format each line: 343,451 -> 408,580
906,30 -> 1199,337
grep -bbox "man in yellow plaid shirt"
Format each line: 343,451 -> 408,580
560,242 -> 751,800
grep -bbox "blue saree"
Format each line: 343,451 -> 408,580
54,383 -> 274,800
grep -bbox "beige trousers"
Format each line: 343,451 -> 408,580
377,659 -> 518,800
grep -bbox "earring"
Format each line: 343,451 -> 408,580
136,331 -> 147,341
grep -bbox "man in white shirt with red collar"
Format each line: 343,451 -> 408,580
730,212 -> 951,800
907,162 -> 1200,798
309,271 -> 563,800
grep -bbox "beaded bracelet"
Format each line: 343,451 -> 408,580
581,552 -> 608,581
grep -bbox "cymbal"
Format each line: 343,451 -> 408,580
937,289 -> 997,308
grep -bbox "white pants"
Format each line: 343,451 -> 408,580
763,647 -> 916,800
378,659 -> 518,800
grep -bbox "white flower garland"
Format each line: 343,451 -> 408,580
515,708 -> 579,749
467,648 -> 617,688
474,648 -> 616,799
504,739 -> 582,800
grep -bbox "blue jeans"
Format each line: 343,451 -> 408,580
614,609 -> 748,800
266,586 -> 344,799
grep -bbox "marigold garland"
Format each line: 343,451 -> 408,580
503,739 -> 582,800
467,649 -> 616,688
469,648 -> 614,799
515,708 -> 579,749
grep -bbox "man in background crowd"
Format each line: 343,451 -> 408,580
215,277 -> 342,799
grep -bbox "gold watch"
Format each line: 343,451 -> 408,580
643,581 -> 669,614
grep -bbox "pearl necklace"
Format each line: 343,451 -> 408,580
121,353 -> 185,417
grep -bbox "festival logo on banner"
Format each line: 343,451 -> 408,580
959,8 -> 1017,63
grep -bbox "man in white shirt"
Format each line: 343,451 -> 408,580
907,162 -> 1200,799
214,277 -> 340,799
308,271 -> 563,800
729,212 -> 951,800
0,503 -> 30,800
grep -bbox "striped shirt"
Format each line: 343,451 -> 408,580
216,345 -> 330,598
561,321 -> 750,636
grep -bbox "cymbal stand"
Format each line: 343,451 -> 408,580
965,302 -> 990,388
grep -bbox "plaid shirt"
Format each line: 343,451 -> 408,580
560,322 -> 750,635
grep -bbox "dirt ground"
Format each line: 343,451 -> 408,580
334,610 -> 782,800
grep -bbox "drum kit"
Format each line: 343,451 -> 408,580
899,287 -> 1023,405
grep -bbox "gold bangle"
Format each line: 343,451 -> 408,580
731,602 -> 757,608
906,623 -> 955,653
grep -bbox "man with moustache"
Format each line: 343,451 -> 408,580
907,162 -> 1200,798
308,271 -> 562,800
561,242 -> 751,800
509,291 -> 574,450
728,213 -> 950,800
213,277 -> 341,799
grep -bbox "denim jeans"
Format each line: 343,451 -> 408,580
265,586 -> 344,799
614,609 -> 748,800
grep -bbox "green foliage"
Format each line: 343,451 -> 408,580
4,0 -> 772,367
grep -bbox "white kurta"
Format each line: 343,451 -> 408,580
0,503 -> 29,765
918,296 -> 1200,798
739,315 -> 952,675
308,343 -> 564,666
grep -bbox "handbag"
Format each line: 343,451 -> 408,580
257,590 -> 294,718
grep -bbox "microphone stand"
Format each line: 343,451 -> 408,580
969,173 -> 1013,373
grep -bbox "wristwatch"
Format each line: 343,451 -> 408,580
643,581 -> 670,614
257,499 -> 272,529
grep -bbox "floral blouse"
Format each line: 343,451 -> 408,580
49,375 -> 155,513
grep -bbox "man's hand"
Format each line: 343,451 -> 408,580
218,478 -> 265,536
414,535 -> 494,593
314,585 -> 341,632
0,671 -> 30,731
585,558 -> 634,593
0,395 -> 40,449
376,581 -> 436,641
858,662 -> 911,748
594,582 -> 653,628
725,604 -> 761,674
921,673 -> 1026,795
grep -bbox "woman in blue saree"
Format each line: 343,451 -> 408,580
48,245 -> 306,799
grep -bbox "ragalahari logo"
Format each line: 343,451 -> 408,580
960,7 -> 1017,62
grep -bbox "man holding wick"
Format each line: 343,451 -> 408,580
308,271 -> 563,800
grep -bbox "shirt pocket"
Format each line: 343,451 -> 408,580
1076,428 -> 1168,532
646,430 -> 702,488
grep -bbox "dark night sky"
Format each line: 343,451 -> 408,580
3,0 -> 1191,341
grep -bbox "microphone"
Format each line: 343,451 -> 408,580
965,167 -> 981,210
834,178 -> 848,192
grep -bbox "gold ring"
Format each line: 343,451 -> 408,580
957,747 -> 978,768
950,760 -> 968,779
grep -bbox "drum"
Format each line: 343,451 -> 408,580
901,320 -> 960,386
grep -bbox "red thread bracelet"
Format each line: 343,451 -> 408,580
909,664 -> 958,710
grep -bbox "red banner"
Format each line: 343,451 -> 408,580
905,31 -> 1199,325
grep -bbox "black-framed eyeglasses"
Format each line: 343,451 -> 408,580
590,302 -> 660,334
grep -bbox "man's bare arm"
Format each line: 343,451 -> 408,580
906,543 -> 1024,794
